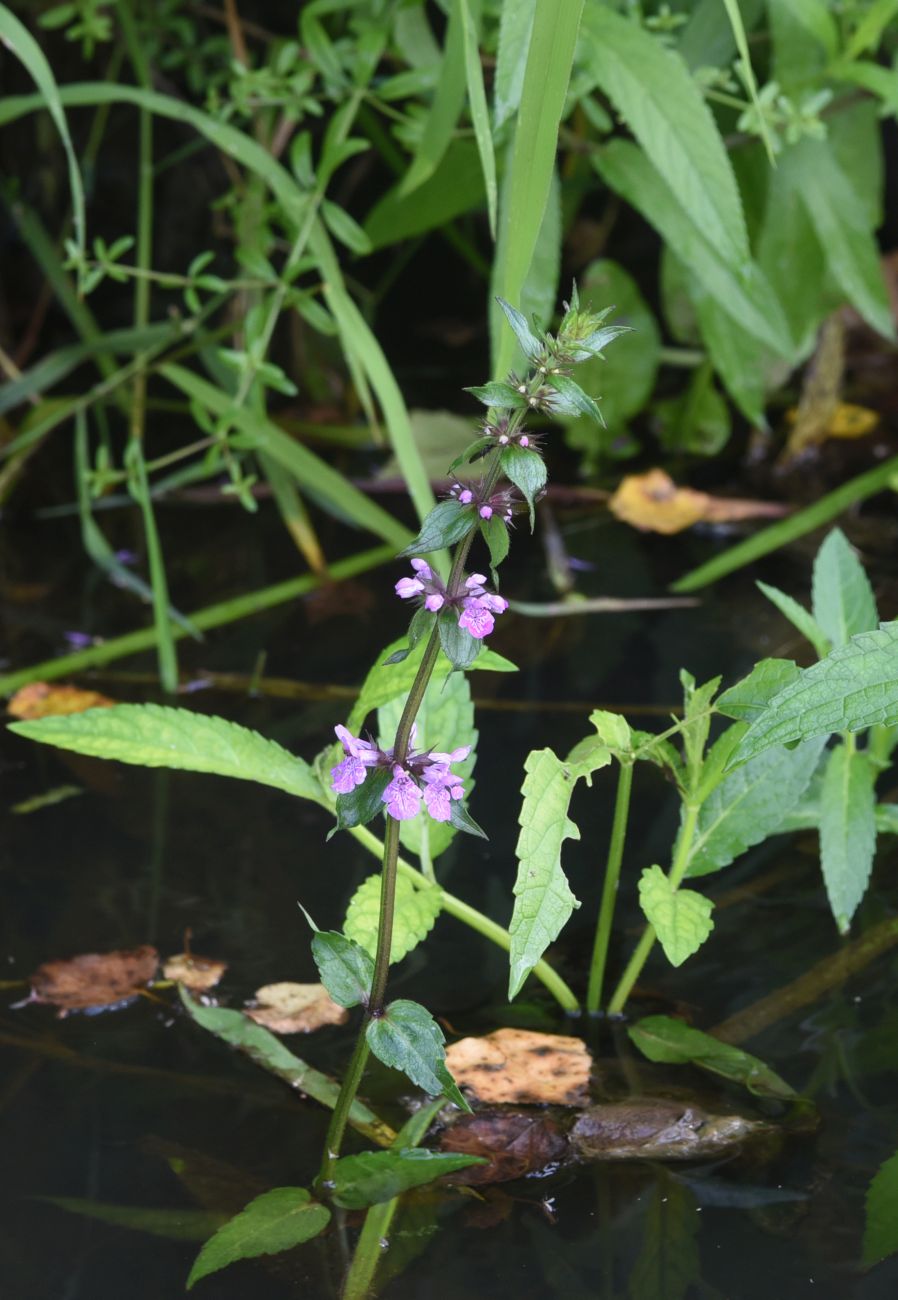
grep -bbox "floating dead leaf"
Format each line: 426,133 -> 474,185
244,982 -> 348,1034
609,469 -> 787,535
8,682 -> 116,720
28,945 -> 159,1015
163,952 -> 228,993
444,1027 -> 592,1106
439,1111 -> 568,1184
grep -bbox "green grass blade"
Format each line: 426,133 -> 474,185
460,0 -> 497,239
721,0 -> 776,164
124,440 -> 178,693
671,453 -> 898,592
398,0 -> 468,196
492,0 -> 584,378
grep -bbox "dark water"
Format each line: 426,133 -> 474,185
3,504 -> 898,1299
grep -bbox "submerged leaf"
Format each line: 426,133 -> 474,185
629,1015 -> 795,1100
42,1197 -> 226,1242
187,1188 -> 330,1289
244,983 -> 348,1035
28,945 -> 159,1015
444,1027 -> 591,1106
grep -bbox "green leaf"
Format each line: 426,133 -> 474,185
459,0 -> 497,238
366,999 -> 469,1110
493,0 -> 537,126
786,140 -> 894,340
819,745 -> 877,933
508,749 -> 583,999
654,361 -> 732,455
680,671 -> 721,786
686,736 -> 826,877
481,513 -> 510,576
628,1178 -> 701,1300
732,623 -> 898,763
497,298 -> 542,361
332,768 -> 393,835
811,528 -> 879,649
638,866 -> 714,967
41,1198 -> 226,1242
768,0 -> 837,88
332,1148 -> 483,1209
757,582 -> 830,658
465,381 -> 526,410
7,704 -> 321,801
400,0 -> 468,196
344,874 -> 442,964
757,157 -> 827,357
187,1188 -> 330,1289
500,444 -> 546,528
863,1149 -> 898,1268
310,932 -> 374,1008
179,990 -> 393,1146
845,0 -> 898,60
347,634 -> 516,734
546,373 -> 603,424
397,500 -> 474,557
364,139 -> 486,249
437,609 -> 481,670
320,199 -> 372,255
716,658 -> 801,722
447,799 -> 488,838
628,1015 -> 795,1099
580,5 -> 748,268
588,709 -> 632,755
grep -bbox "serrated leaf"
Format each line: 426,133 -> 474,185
398,499 -> 474,557
500,444 -> 546,528
819,745 -> 877,933
588,709 -> 632,754
187,1188 -> 329,1289
732,622 -> 898,763
332,768 -> 393,835
310,932 -> 374,1008
811,528 -> 879,649
686,736 -> 826,877
438,608 -> 481,669
465,381 -> 526,410
496,298 -> 542,360
366,998 -> 469,1110
638,865 -> 713,967
863,1150 -> 898,1268
757,582 -> 830,658
332,1148 -> 483,1209
7,704 -> 321,801
716,658 -> 801,722
480,513 -> 510,577
508,749 -> 582,998
628,1015 -> 795,1100
344,874 -> 442,964
680,672 -> 721,784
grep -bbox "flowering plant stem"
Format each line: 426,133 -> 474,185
586,759 -> 634,1014
606,801 -> 701,1015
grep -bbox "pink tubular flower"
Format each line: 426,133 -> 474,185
330,725 -> 382,794
383,766 -> 423,820
394,561 -> 508,641
331,725 -> 470,824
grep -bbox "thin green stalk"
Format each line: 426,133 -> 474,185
126,443 -> 178,692
607,801 -> 701,1015
586,760 -> 633,1015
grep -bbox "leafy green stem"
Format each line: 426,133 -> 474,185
586,760 -> 633,1014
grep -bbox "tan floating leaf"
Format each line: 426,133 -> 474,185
444,1027 -> 592,1106
610,469 -> 786,535
28,945 -> 159,1016
8,682 -> 116,720
163,953 -> 228,993
244,982 -> 348,1034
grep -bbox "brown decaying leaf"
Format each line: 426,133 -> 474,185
28,945 -> 159,1015
7,682 -> 116,720
609,468 -> 788,535
244,982 -> 348,1034
439,1111 -> 568,1185
444,1027 -> 592,1106
163,953 -> 228,992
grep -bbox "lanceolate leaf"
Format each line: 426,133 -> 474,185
366,999 -> 470,1111
497,298 -> 542,360
500,444 -> 547,528
811,528 -> 879,649
638,865 -> 714,967
310,932 -> 374,1009
332,1148 -> 484,1209
629,1015 -> 795,1100
398,499 -> 475,556
732,623 -> 898,763
507,749 -> 583,999
686,736 -> 826,877
187,1189 -> 330,1289
344,874 -> 442,964
819,745 -> 877,933
756,582 -> 830,659
465,381 -> 526,410
7,705 -> 321,801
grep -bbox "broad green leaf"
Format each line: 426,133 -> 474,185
344,874 -> 442,964
732,623 -> 898,762
493,0 -> 536,126
332,768 -> 392,835
332,1148 -> 483,1209
366,998 -> 469,1110
7,704 -> 321,801
310,932 -> 374,1008
845,0 -> 898,59
628,1177 -> 700,1300
187,1188 -> 330,1289
686,736 -> 826,877
508,749 -> 583,998
819,745 -> 877,933
398,499 -> 475,556
378,671 -> 476,860
466,380 -> 526,410
716,658 -> 801,722
364,139 -> 486,248
786,140 -> 894,340
438,609 -> 481,670
811,528 -> 879,649
638,866 -> 714,968
678,0 -> 764,69
628,1015 -> 795,1100
588,709 -> 632,755
459,0 -> 497,238
500,444 -> 547,528
834,60 -> 898,121
400,0 -> 469,195
768,0 -> 836,88
757,582 -> 830,658
347,634 -> 516,733
757,155 -> 827,356
180,990 -> 394,1147
41,1198 -> 225,1242
863,1149 -> 898,1267
593,140 -> 793,358
687,286 -> 777,427
581,5 -> 748,268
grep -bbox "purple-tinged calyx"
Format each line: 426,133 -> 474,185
331,726 -> 470,822
395,561 -> 508,640
447,480 -> 520,525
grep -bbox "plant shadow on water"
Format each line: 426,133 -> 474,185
3,505 -> 898,1300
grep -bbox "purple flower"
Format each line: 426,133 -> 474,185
330,726 -> 470,825
394,562 -> 508,641
383,766 -> 423,820
331,725 -> 383,793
